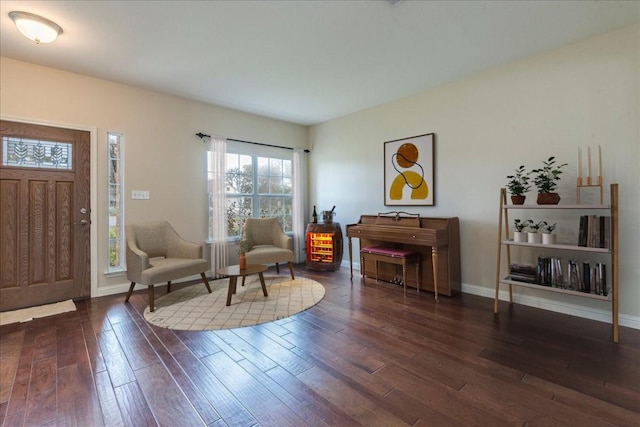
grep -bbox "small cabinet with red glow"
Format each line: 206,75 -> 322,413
306,222 -> 343,271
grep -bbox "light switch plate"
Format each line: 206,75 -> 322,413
132,190 -> 150,200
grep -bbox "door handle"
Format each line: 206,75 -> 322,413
75,219 -> 89,226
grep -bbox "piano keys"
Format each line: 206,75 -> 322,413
346,213 -> 461,296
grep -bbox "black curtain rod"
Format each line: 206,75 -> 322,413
196,132 -> 310,153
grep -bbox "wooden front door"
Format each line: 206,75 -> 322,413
0,120 -> 91,311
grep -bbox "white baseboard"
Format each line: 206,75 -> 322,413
94,282 -> 134,298
463,282 -> 640,330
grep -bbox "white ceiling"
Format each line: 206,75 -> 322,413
1,1 -> 638,125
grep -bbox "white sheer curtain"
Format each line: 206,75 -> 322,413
208,135 -> 228,275
292,148 -> 307,263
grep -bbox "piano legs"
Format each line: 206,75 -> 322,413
359,248 -> 421,297
349,236 -> 440,302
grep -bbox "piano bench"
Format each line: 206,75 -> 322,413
360,246 -> 420,296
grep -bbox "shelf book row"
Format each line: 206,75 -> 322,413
578,215 -> 610,249
509,257 -> 608,296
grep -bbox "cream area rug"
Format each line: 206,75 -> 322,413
0,299 -> 76,326
144,276 -> 325,331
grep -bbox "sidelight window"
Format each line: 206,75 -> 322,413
107,132 -> 125,272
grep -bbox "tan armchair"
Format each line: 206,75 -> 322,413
242,217 -> 295,279
124,221 -> 211,312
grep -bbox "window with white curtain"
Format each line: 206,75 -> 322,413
208,141 -> 293,240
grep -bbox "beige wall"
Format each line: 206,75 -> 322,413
310,25 -> 640,327
0,57 -> 308,295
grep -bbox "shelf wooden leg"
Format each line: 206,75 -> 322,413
611,183 -> 619,343
494,188 -> 506,313
431,247 -> 439,302
348,237 -> 353,279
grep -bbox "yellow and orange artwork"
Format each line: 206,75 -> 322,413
389,142 -> 428,200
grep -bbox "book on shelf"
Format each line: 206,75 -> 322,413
510,263 -> 537,275
577,215 -> 610,249
508,263 -> 537,283
536,256 -> 564,287
508,273 -> 538,284
598,263 -> 607,296
568,260 -> 581,291
602,217 -> 610,249
582,261 -> 591,293
590,215 -> 599,248
578,216 -> 588,247
509,257 -> 607,296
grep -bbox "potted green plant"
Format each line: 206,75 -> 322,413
531,156 -> 568,204
513,219 -> 531,242
541,222 -> 557,245
506,165 -> 531,205
527,220 -> 546,244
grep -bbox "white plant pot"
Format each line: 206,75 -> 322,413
513,231 -> 527,243
542,233 -> 557,245
527,232 -> 542,244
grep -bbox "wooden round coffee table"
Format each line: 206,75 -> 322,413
215,264 -> 268,306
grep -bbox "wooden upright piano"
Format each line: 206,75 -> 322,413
346,213 -> 461,296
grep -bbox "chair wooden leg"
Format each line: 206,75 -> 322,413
148,285 -> 155,312
242,276 -> 246,286
167,281 -> 172,293
124,282 -> 136,302
275,263 -> 280,274
201,273 -> 212,293
288,262 -> 295,279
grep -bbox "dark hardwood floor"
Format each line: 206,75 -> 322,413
1,265 -> 639,426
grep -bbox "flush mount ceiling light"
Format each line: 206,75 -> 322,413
9,11 -> 63,44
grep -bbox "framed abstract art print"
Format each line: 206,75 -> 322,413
383,133 -> 434,206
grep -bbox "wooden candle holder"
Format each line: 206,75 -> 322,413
577,175 -> 603,204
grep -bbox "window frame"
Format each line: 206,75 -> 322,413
209,142 -> 293,241
107,131 -> 125,273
